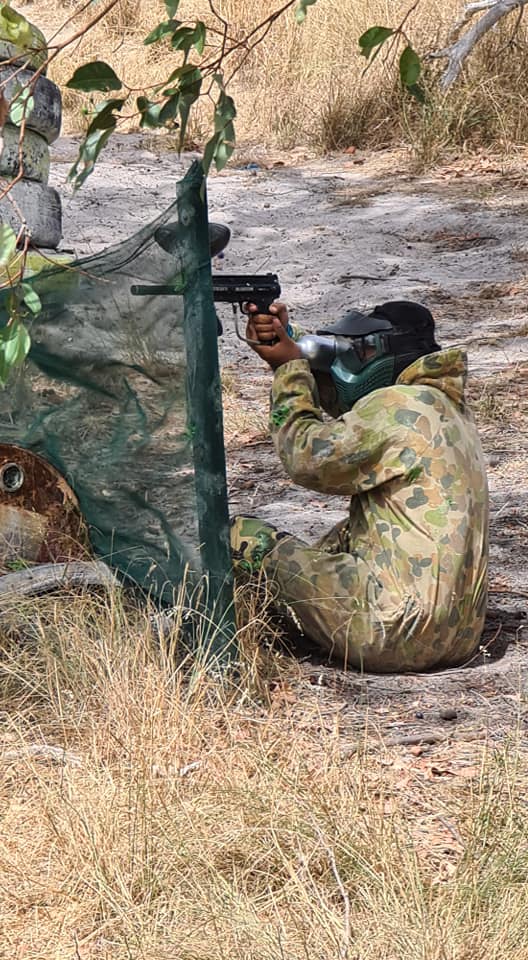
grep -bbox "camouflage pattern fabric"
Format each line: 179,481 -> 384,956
232,348 -> 489,673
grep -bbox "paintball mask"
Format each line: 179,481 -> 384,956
297,301 -> 439,411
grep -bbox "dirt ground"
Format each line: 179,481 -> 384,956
51,136 -> 528,757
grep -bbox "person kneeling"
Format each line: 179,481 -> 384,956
230,300 -> 489,674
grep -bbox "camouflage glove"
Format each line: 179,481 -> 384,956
230,516 -> 288,575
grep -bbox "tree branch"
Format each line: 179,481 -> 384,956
430,0 -> 528,88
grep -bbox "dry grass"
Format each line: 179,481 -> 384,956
18,0 -> 528,161
0,584 -> 527,957
222,364 -> 269,445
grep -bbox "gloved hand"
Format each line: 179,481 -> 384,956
246,302 -> 302,370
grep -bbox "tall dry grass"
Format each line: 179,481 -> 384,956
20,0 -> 528,162
0,583 -> 528,957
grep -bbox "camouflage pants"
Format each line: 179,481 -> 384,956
230,515 -> 433,672
231,517 -> 468,673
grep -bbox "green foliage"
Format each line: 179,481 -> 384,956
136,96 -> 165,129
191,21 -> 206,56
358,26 -> 425,103
165,0 -> 181,15
20,283 -> 41,315
0,223 -> 16,266
174,65 -> 203,145
399,47 -> 425,102
0,317 -> 30,384
0,223 -> 41,386
0,3 -> 33,46
8,86 -> 34,126
66,8 -> 236,185
144,19 -> 180,46
202,81 -> 236,176
359,26 -> 394,60
62,2 -> 425,189
144,19 -> 206,57
295,0 -> 317,24
66,61 -> 122,93
399,46 -> 421,85
69,98 -> 125,189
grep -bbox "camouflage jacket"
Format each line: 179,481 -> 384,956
269,349 -> 489,664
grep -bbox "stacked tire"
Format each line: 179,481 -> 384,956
0,17 -> 63,250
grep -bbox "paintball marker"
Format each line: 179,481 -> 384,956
130,272 -> 281,343
205,224 -> 282,341
130,221 -> 282,343
210,273 -> 281,343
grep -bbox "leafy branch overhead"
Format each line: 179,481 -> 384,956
65,0 -> 325,188
0,0 -> 522,390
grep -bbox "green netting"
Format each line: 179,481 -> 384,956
0,163 -> 234,627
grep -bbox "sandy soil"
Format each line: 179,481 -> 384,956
50,135 -> 528,749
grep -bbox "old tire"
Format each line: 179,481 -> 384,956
0,178 -> 62,248
0,20 -> 47,73
0,68 -> 61,144
0,124 -> 50,183
0,561 -> 118,599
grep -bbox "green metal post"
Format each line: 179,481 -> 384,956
177,163 -> 237,664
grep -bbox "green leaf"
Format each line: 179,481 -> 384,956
0,5 -> 32,46
8,86 -> 34,126
295,0 -> 317,24
0,223 -> 16,266
215,128 -> 235,172
68,98 -> 125,189
0,321 -> 30,370
144,19 -> 180,45
21,283 -> 41,316
358,25 -> 394,60
192,21 -> 206,55
202,133 -> 218,177
214,90 -> 236,132
399,46 -> 421,87
70,127 -> 114,187
89,97 -> 126,131
176,68 -> 202,147
407,82 -> 426,104
159,93 -> 180,124
202,88 -> 236,176
170,26 -> 197,54
136,96 -> 164,128
169,22 -> 208,57
164,62 -> 201,89
66,61 -> 122,93
165,0 -> 180,15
